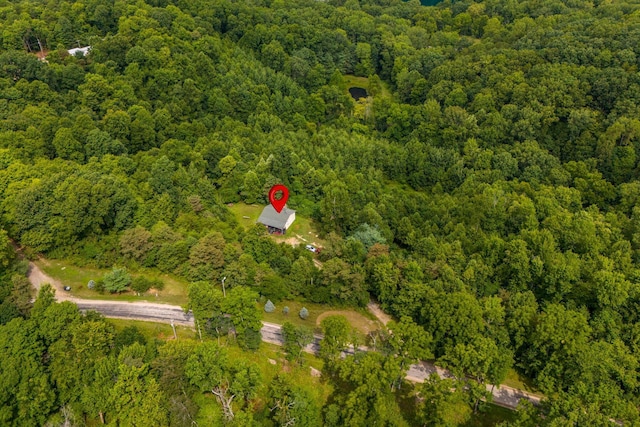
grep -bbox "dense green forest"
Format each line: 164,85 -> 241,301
3,0 -> 640,424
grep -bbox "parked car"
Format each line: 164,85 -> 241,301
305,244 -> 317,253
63,286 -> 71,291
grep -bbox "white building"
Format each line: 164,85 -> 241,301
68,46 -> 91,57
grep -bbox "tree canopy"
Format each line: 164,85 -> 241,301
2,0 -> 640,423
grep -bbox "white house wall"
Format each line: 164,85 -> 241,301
284,212 -> 296,230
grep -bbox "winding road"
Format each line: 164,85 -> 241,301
27,261 -> 541,410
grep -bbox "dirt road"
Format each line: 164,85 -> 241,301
367,300 -> 393,325
28,261 -> 77,301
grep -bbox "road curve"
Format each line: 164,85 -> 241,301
28,261 -> 542,410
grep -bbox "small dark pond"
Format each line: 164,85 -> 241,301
348,87 -> 368,101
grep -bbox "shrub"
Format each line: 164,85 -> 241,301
103,267 -> 132,293
282,306 -> 289,315
299,307 -> 309,320
238,328 -> 261,351
131,276 -> 152,293
264,300 -> 275,313
150,278 -> 165,290
87,280 -> 96,290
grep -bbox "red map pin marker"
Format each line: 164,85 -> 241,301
268,184 -> 289,213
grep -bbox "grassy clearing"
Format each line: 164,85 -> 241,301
503,369 -> 542,396
228,202 -> 326,248
273,215 -> 325,248
108,318 -> 327,375
343,74 -> 392,98
259,300 -> 329,334
466,403 -> 517,426
259,299 -> 380,335
395,382 -> 421,424
228,202 -> 262,227
37,259 -> 189,305
108,318 -> 196,340
316,310 -> 380,335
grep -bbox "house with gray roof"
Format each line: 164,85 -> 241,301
257,205 -> 295,234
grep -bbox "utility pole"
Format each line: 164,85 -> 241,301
221,276 -> 227,297
170,319 -> 177,340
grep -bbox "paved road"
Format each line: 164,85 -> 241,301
28,261 -> 542,410
75,300 -> 195,326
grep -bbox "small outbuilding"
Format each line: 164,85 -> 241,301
257,205 -> 295,235
68,46 -> 91,57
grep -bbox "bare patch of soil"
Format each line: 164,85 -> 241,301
367,301 -> 393,326
28,261 -> 76,302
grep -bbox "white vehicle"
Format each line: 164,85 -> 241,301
305,245 -> 317,253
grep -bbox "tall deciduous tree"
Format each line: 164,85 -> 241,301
268,374 -> 321,427
281,321 -> 314,363
386,316 -> 434,386
417,373 -> 472,427
320,315 -> 351,365
185,341 -> 261,421
326,352 -> 408,426
223,286 -> 262,349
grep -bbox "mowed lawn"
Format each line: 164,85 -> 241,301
109,318 -> 195,340
228,202 -> 262,226
258,299 -> 381,336
36,259 -> 189,306
227,202 -> 326,248
466,403 -> 518,426
502,369 -> 543,396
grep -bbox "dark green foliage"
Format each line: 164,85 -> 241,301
114,326 -> 147,352
151,278 -> 165,291
188,232 -> 225,281
237,327 -> 262,351
129,275 -> 163,293
2,0 -> 640,423
131,276 -> 153,294
120,227 -> 153,262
